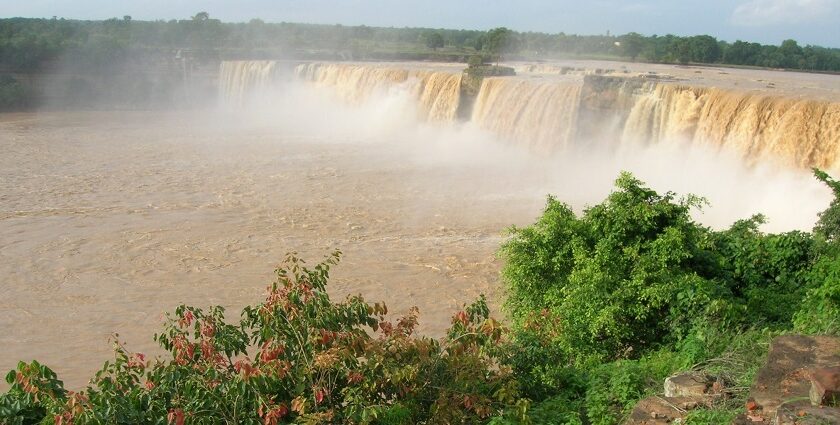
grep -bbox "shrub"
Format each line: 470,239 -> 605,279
1,252 -> 527,424
501,172 -> 727,363
813,168 -> 840,242
467,55 -> 485,68
498,320 -> 579,401
583,348 -> 691,425
708,216 -> 815,324
792,169 -> 840,334
500,171 -> 826,366
794,246 -> 840,334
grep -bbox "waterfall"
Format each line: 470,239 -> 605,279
218,61 -> 282,106
218,60 -> 840,170
622,84 -> 840,169
294,63 -> 462,122
471,77 -> 582,152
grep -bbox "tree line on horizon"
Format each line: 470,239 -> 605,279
1,14 -> 839,73
2,14 -> 839,110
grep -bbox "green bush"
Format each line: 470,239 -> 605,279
501,172 -> 731,363
1,252 -> 527,424
497,170 -> 838,422
584,346 -> 700,425
708,216 -> 815,324
794,246 -> 840,334
5,170 -> 840,424
467,54 -> 485,68
500,172 -> 827,366
813,169 -> 840,242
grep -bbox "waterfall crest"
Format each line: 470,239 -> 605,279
219,60 -> 840,170
294,63 -> 462,122
471,77 -> 582,152
622,84 -> 840,169
219,61 -> 282,105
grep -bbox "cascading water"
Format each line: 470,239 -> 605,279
621,84 -> 840,169
294,63 -> 462,122
218,60 -> 840,171
218,61 -> 282,106
470,77 -> 583,153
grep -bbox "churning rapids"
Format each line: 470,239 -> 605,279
2,60 -> 839,388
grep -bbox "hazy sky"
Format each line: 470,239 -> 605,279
3,0 -> 839,47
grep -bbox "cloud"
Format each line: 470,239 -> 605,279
731,0 -> 838,26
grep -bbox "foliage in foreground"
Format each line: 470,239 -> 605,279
1,252 -> 527,424
3,169 -> 840,424
499,169 -> 840,423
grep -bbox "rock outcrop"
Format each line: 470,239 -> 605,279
626,372 -> 721,424
627,335 -> 840,424
742,335 -> 840,423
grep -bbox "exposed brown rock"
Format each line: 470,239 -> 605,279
775,400 -> 840,424
664,372 -> 713,398
810,366 -> 840,407
624,396 -> 703,424
748,335 -> 840,420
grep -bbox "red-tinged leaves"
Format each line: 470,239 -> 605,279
167,409 -> 185,425
262,403 -> 289,425
347,371 -> 364,384
2,252 -> 520,425
179,311 -> 194,328
201,322 -> 215,338
453,311 -> 469,326
126,353 -> 146,369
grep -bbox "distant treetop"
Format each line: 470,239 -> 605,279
1,16 -> 839,72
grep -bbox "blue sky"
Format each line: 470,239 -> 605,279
2,0 -> 839,47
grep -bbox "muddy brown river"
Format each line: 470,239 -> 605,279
0,109 -> 549,389
0,74 -> 832,389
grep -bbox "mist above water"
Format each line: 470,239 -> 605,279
217,67 -> 832,234
2,59 -> 836,390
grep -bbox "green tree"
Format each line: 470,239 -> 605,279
483,27 -> 518,63
421,31 -> 444,50
619,32 -> 645,60
688,35 -> 721,63
668,38 -> 693,63
192,11 -> 210,22
724,40 -> 761,65
501,173 -> 724,363
779,39 -> 804,68
814,168 -> 840,242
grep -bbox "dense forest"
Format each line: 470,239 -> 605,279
2,14 -> 840,110
2,169 -> 840,424
2,14 -> 840,73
